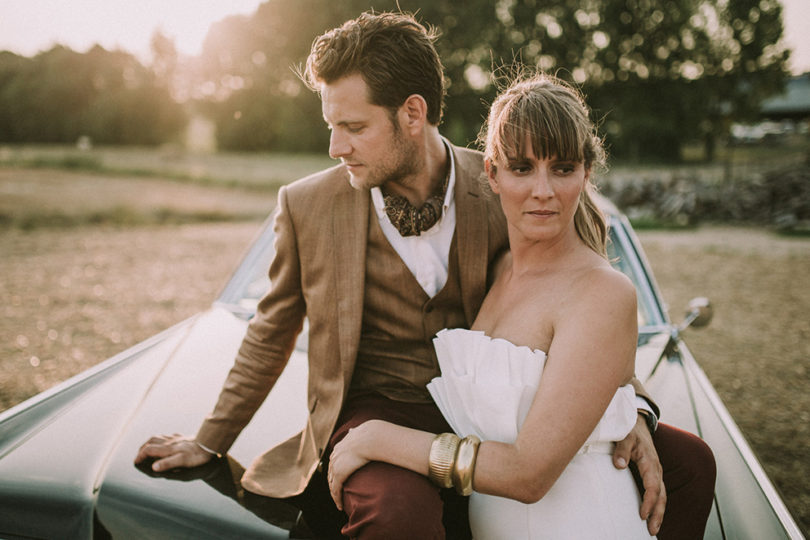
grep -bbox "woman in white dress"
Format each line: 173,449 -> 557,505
327,72 -> 655,538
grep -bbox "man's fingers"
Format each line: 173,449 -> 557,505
134,442 -> 174,463
638,472 -> 659,518
134,434 -> 211,470
612,437 -> 632,469
648,488 -> 666,536
152,452 -> 189,472
634,452 -> 665,535
640,484 -> 665,535
636,454 -> 659,514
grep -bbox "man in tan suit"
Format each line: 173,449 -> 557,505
136,11 -> 715,540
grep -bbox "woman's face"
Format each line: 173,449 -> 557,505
487,138 -> 588,244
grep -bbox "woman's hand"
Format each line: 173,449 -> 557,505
327,420 -> 437,510
328,421 -> 379,510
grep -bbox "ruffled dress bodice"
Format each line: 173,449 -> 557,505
427,328 -> 637,447
427,328 -> 653,539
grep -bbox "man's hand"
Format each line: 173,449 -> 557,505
134,433 -> 214,472
613,415 -> 666,536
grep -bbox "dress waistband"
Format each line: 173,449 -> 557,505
576,441 -> 616,455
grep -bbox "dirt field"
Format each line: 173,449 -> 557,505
0,222 -> 262,407
1,163 -> 808,534
2,222 -> 808,533
638,227 -> 810,535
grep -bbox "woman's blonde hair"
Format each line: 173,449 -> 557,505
480,72 -> 608,257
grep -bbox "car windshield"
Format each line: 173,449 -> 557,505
218,215 -> 666,330
606,217 -> 667,329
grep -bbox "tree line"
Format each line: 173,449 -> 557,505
0,45 -> 184,146
0,0 -> 790,162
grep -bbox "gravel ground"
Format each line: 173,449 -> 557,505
1,222 -> 808,534
0,222 -> 262,407
637,226 -> 809,535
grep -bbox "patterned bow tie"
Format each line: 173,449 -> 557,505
382,176 -> 449,237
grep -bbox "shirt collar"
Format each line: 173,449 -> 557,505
371,137 -> 456,216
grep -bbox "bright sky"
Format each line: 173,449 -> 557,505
0,0 -> 808,74
0,0 -> 265,60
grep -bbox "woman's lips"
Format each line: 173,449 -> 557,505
527,209 -> 556,216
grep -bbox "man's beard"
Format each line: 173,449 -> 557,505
378,130 -> 419,188
352,121 -> 419,191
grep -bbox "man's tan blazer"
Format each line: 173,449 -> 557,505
196,144 -> 509,498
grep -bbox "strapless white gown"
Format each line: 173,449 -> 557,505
427,329 -> 654,539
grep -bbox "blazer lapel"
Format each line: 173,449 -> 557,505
452,147 -> 490,326
332,183 -> 369,382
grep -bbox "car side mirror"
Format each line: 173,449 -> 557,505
678,297 -> 713,331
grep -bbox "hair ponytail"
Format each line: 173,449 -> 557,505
574,183 -> 608,258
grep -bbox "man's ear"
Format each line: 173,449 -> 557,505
399,94 -> 428,135
485,159 -> 500,194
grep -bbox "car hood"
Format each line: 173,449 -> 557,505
0,310 -> 692,539
0,306 -> 309,539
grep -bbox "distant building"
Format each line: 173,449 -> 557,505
760,74 -> 810,120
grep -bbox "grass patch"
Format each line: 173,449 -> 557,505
0,167 -> 279,231
3,154 -> 285,192
627,217 -> 697,230
0,144 -> 336,192
776,226 -> 810,238
19,154 -> 104,170
2,207 -> 260,230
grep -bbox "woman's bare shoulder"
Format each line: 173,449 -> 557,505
569,260 -> 637,314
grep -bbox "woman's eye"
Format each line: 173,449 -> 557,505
553,164 -> 575,175
510,163 -> 531,173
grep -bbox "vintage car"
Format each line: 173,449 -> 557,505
0,199 -> 803,539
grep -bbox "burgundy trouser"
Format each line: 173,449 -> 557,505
653,423 -> 717,540
292,394 -> 716,540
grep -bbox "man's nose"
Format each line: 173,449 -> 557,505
329,130 -> 350,159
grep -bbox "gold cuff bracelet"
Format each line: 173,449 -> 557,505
451,435 -> 481,496
428,433 -> 460,489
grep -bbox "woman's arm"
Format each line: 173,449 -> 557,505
328,267 -> 638,507
472,267 -> 638,503
328,420 -> 435,510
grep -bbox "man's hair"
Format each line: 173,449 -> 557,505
303,12 -> 445,125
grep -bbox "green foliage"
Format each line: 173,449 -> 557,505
0,46 -> 186,145
0,0 -> 790,160
191,0 -> 788,160
195,0 -> 386,152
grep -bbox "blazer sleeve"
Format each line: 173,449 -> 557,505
196,185 -> 307,453
630,376 -> 660,419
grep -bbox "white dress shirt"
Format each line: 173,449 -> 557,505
370,138 -> 456,298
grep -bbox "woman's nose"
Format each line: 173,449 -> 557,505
530,170 -> 554,198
